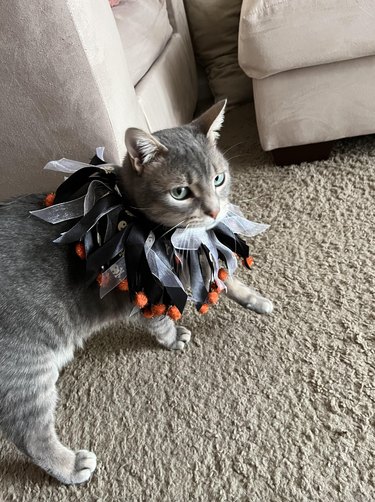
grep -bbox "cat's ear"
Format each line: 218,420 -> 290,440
125,128 -> 168,174
193,99 -> 227,142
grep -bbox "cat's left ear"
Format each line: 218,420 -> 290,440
125,128 -> 168,175
193,99 -> 227,143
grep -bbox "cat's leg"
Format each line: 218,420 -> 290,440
140,316 -> 191,350
1,361 -> 96,484
224,276 -> 273,314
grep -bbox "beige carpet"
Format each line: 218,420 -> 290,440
1,105 -> 374,502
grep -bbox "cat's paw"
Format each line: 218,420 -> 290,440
169,326 -> 191,351
246,295 -> 273,315
69,450 -> 97,484
153,319 -> 191,351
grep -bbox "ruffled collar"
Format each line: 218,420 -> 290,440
31,150 -> 269,320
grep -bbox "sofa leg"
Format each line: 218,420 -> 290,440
271,141 -> 334,166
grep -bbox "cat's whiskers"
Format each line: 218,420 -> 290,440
222,141 -> 248,156
158,219 -> 187,240
224,195 -> 266,214
226,153 -> 251,163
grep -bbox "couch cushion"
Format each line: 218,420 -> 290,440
239,0 -> 375,79
184,0 -> 252,107
113,0 -> 173,86
135,33 -> 197,132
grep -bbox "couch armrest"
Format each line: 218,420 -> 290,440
239,0 -> 375,79
0,0 -> 148,199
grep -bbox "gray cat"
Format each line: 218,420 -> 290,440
0,101 -> 272,485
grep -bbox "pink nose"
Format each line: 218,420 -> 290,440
207,209 -> 219,220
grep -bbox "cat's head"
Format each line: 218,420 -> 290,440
118,100 -> 230,229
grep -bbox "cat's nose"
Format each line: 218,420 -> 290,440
206,208 -> 220,220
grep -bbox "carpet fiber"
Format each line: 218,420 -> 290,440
1,105 -> 374,502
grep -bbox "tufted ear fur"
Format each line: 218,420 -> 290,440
125,128 -> 168,174
193,99 -> 227,142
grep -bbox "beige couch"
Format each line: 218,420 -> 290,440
0,0 -> 197,200
239,0 -> 375,160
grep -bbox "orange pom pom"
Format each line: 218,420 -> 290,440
168,306 -> 182,321
75,242 -> 86,260
207,292 -> 219,305
44,192 -> 55,207
218,268 -> 228,281
117,279 -> 129,292
151,304 -> 167,316
199,304 -> 209,315
135,291 -> 148,308
143,308 -> 154,319
243,256 -> 254,268
96,273 -> 109,287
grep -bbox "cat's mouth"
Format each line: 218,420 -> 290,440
178,210 -> 227,231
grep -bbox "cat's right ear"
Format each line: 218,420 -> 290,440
125,128 -> 168,175
193,99 -> 227,143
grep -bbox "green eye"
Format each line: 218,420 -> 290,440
170,186 -> 191,200
214,173 -> 225,187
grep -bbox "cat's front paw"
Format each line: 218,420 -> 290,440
246,295 -> 273,315
69,450 -> 97,484
154,322 -> 191,351
169,326 -> 191,351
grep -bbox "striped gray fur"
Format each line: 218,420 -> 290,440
0,101 -> 272,485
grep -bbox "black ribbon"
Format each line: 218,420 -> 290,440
56,193 -> 122,244
85,224 -> 131,284
213,222 -> 250,266
189,250 -> 208,310
54,166 -> 116,204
